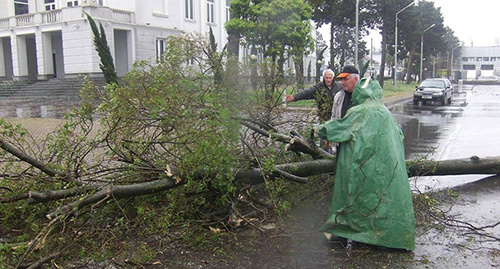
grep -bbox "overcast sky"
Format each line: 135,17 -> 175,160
433,0 -> 500,47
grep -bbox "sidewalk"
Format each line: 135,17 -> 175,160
2,118 -> 65,142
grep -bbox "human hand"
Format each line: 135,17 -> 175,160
311,125 -> 318,139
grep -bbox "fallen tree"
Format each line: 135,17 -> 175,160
1,33 -> 499,268
2,124 -> 500,218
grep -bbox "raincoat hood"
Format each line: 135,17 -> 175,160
351,77 -> 383,106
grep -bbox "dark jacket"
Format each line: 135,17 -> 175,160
293,80 -> 342,122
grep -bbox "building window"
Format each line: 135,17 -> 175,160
463,64 -> 476,70
481,64 -> 494,70
226,0 -> 230,21
185,0 -> 194,20
44,0 -> 56,10
490,57 -> 497,61
67,1 -> 79,7
156,39 -> 166,61
207,0 -> 214,23
462,57 -> 468,62
14,0 -> 29,15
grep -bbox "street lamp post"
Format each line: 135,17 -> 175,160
420,23 -> 435,82
395,1 -> 417,90
355,0 -> 359,65
450,44 -> 461,81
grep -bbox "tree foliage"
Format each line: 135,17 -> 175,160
307,0 -> 370,70
1,30 -> 499,265
307,0 -> 459,83
226,0 -> 314,96
395,1 -> 447,82
365,0 -> 413,86
85,13 -> 118,84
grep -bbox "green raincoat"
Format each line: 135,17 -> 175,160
317,77 -> 415,250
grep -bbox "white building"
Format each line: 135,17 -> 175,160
0,0 -> 318,83
0,0 -> 231,81
456,46 -> 500,81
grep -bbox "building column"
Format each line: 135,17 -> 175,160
36,30 -> 54,80
0,38 -> 5,79
11,33 -> 29,81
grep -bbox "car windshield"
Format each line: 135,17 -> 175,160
420,80 -> 445,88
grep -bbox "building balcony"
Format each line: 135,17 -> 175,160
0,6 -> 135,30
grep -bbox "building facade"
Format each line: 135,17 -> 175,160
0,0 -> 231,81
0,0 -> 318,83
455,46 -> 500,80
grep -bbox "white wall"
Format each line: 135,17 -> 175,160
61,21 -> 98,76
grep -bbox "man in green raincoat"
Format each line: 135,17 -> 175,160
317,76 -> 415,251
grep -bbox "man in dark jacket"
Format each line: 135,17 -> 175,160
285,69 -> 343,122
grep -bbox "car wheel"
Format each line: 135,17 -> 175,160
413,99 -> 418,105
441,98 -> 446,106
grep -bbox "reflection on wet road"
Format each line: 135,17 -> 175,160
391,83 -> 500,267
392,84 -> 470,160
391,84 -> 500,189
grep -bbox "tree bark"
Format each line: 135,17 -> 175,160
405,43 -> 416,84
379,30 -> 387,87
407,155 -> 500,177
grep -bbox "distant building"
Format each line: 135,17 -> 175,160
455,46 -> 500,81
0,0 -> 318,82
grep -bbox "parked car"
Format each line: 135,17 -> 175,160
413,78 -> 453,105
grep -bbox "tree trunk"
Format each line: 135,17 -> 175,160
28,155 -> 500,219
407,155 -> 500,177
227,32 -> 240,58
294,56 -> 304,89
330,23 -> 335,68
405,43 -> 417,84
379,30 -> 387,88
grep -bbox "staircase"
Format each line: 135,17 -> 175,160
0,77 -> 106,101
0,80 -> 33,98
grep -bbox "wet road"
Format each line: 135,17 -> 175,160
390,84 -> 500,190
390,83 -> 500,268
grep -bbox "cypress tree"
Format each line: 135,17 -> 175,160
86,13 -> 118,84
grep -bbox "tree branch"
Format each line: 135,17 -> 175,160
0,138 -> 68,179
46,174 -> 184,219
240,120 -> 334,160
